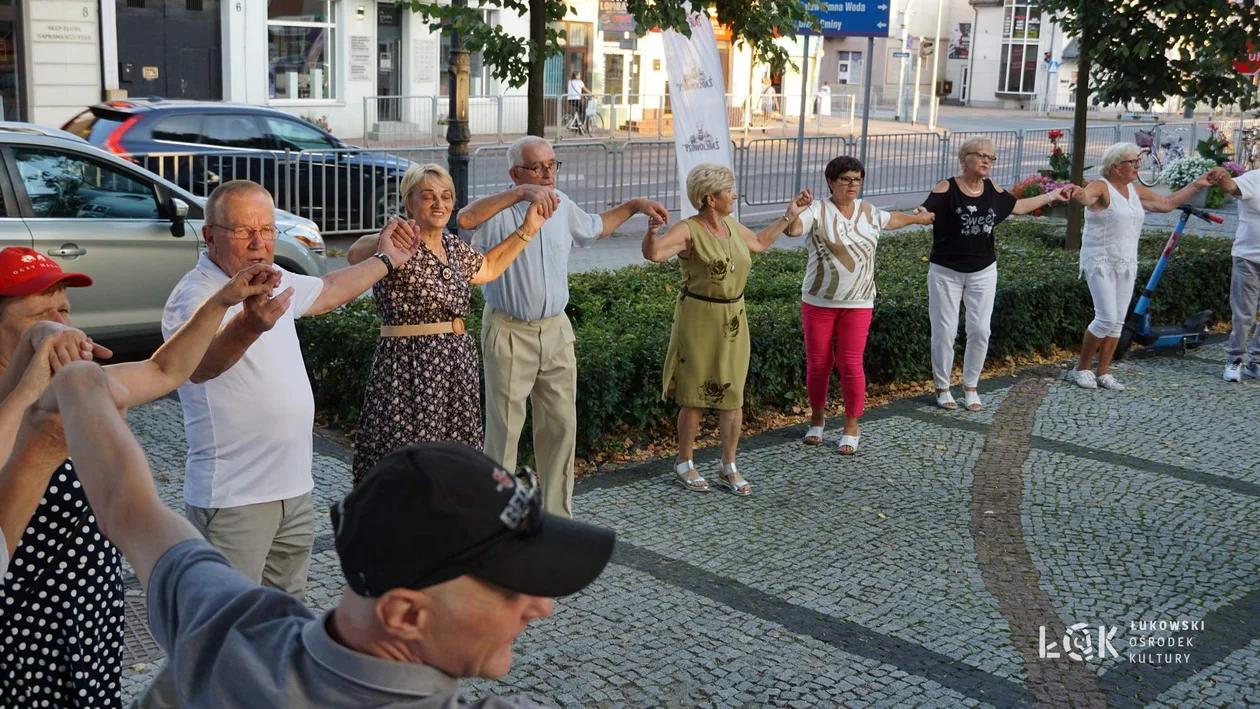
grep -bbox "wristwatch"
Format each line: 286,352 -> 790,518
373,252 -> 394,276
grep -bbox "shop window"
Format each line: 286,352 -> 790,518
998,0 -> 1040,95
268,0 -> 337,101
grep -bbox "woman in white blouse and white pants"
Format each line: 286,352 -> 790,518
1069,142 -> 1213,390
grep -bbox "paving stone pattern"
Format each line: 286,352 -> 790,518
114,339 -> 1259,707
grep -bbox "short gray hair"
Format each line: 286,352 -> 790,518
1100,142 -> 1141,177
205,180 -> 272,225
507,136 -> 552,168
957,136 -> 994,161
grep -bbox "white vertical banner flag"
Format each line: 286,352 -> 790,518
663,11 -> 734,218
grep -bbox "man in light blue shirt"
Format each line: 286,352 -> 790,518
458,136 -> 668,517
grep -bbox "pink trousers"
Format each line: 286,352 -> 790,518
801,303 -> 873,419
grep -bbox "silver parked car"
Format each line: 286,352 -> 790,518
0,123 -> 327,349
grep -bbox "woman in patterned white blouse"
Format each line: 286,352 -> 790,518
787,156 -> 933,454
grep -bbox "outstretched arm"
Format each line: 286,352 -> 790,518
1136,172 -> 1212,213
47,363 -> 201,589
1072,180 -> 1110,209
885,210 -> 934,230
107,264 -> 279,405
598,198 -> 669,238
740,189 -> 813,254
642,219 -> 692,262
457,185 -> 560,230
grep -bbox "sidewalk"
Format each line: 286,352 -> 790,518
117,339 -> 1260,706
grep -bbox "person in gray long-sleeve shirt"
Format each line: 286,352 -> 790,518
31,361 -> 616,708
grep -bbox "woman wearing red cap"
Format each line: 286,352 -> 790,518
0,246 -> 278,706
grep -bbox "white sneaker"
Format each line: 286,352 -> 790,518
1070,368 -> 1098,389
1096,373 -> 1125,390
1245,362 -> 1260,381
1224,359 -> 1243,382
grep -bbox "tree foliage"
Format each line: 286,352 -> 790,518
399,0 -> 821,91
1038,0 -> 1260,110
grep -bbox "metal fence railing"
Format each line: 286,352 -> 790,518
122,119 -> 1244,237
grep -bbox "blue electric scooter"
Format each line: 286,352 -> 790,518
1115,204 -> 1223,360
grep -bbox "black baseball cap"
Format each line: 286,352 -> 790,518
332,442 -> 616,598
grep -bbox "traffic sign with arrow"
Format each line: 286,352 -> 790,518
798,1 -> 894,38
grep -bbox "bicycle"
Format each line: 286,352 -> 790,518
1135,126 -> 1186,187
561,99 -> 606,138
1240,126 -> 1260,171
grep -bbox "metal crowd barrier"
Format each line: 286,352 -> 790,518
123,119 -> 1237,237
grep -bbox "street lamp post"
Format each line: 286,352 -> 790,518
447,0 -> 471,212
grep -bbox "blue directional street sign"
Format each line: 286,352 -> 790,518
799,1 -> 893,38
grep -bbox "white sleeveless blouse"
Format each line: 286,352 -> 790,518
1080,180 -> 1144,277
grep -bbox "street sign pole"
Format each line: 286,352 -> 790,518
860,36 -> 875,165
793,34 -> 811,194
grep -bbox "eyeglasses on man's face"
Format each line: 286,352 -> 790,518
209,224 -> 279,242
517,161 -> 563,176
967,152 -> 997,163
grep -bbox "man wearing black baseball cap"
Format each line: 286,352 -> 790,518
34,361 -> 615,708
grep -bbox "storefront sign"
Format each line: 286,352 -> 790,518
32,21 -> 94,44
413,37 -> 439,84
599,0 -> 636,35
142,66 -> 159,80
378,4 -> 401,27
350,35 -> 373,83
663,12 -> 733,218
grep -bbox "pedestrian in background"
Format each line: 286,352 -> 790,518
1208,165 -> 1260,382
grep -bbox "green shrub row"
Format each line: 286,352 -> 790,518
298,219 -> 1233,458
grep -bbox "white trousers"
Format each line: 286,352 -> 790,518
928,262 -> 997,390
1084,265 -> 1135,339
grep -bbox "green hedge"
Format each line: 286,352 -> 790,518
298,219 -> 1232,458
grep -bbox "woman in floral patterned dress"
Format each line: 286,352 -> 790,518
347,164 -> 546,483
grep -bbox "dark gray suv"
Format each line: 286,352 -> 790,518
0,123 -> 327,349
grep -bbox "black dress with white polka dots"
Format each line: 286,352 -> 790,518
0,460 -> 125,707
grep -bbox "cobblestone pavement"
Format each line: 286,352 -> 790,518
115,338 -> 1259,707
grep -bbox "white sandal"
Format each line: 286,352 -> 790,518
803,425 -> 825,446
716,463 -> 752,496
937,391 -> 958,410
675,461 -> 709,492
838,434 -> 860,455
963,390 -> 982,411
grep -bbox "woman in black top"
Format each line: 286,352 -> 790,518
919,137 -> 1077,411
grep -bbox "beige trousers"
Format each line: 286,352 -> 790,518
481,305 -> 577,518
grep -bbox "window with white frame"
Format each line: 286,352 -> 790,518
998,0 -> 1041,95
268,1 -> 337,101
439,11 -> 497,96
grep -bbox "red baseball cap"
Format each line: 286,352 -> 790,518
0,247 -> 93,297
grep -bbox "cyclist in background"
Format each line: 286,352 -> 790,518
568,72 -> 591,119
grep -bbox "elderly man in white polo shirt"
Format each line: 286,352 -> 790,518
456,136 -> 668,518
161,180 -> 418,595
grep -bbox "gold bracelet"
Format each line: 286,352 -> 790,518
514,229 -> 534,243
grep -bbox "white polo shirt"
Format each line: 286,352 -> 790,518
162,253 -> 325,509
1232,171 -> 1260,265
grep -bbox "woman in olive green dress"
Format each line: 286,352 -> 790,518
642,163 -> 812,495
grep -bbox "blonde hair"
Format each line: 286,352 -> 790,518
957,136 -> 995,161
1100,142 -> 1141,177
399,164 -> 456,218
686,163 -> 736,211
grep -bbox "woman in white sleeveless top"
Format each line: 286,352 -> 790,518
1068,142 -> 1214,390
